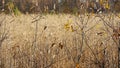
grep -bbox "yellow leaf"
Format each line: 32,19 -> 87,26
64,23 -> 71,31
64,19 -> 73,32
105,3 -> 110,9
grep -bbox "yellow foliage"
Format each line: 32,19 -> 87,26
100,0 -> 103,5
6,2 -> 14,13
64,22 -> 71,31
105,3 -> 110,9
6,2 -> 21,16
64,19 -> 74,32
14,7 -> 21,16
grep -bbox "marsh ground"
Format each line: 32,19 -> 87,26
0,13 -> 120,68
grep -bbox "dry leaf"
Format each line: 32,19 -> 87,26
59,42 -> 63,49
44,26 -> 47,30
51,43 -> 55,48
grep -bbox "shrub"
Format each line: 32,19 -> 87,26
114,1 -> 120,12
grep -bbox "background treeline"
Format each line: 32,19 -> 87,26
0,0 -> 120,14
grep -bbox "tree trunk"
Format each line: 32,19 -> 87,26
2,0 -> 5,11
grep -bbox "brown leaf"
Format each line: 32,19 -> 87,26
51,43 -> 55,48
44,26 -> 47,30
59,42 -> 63,49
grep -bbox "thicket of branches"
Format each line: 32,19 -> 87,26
0,0 -> 120,14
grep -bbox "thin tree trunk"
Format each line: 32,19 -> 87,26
118,38 -> 120,68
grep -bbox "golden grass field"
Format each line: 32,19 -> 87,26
0,13 -> 120,68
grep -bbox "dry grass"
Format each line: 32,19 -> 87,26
0,13 -> 120,68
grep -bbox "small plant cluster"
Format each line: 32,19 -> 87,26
5,1 -> 21,15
